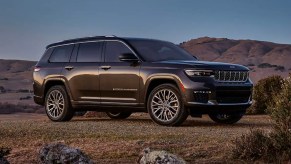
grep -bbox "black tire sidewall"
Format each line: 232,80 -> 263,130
147,84 -> 188,126
45,85 -> 73,121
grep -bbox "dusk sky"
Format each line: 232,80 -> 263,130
0,0 -> 290,60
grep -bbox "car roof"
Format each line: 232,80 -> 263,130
46,36 -> 164,49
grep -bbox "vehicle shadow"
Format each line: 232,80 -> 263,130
70,117 -> 272,128
181,119 -> 271,128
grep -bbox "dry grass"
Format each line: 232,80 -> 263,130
0,114 -> 272,163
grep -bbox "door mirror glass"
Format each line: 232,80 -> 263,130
119,53 -> 139,62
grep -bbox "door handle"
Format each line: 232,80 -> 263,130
100,66 -> 111,70
65,66 -> 74,71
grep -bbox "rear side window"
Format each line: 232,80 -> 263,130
105,41 -> 132,62
49,45 -> 74,62
77,42 -> 103,62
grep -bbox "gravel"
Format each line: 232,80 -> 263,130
0,114 -> 272,163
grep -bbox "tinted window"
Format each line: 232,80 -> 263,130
49,45 -> 74,62
128,40 -> 196,62
77,42 -> 103,62
105,41 -> 132,62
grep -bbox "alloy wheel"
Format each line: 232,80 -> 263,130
46,90 -> 65,119
151,89 -> 180,122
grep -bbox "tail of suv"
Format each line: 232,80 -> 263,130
33,36 -> 253,126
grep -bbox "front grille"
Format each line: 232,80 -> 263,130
214,71 -> 249,82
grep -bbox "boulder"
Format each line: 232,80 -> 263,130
0,158 -> 9,164
39,143 -> 93,164
139,148 -> 186,164
0,147 -> 10,164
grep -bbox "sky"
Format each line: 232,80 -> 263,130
0,0 -> 290,61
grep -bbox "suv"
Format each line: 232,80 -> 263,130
33,36 -> 253,126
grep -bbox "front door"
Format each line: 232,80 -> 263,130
99,41 -> 140,106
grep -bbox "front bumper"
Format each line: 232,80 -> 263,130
182,77 -> 253,114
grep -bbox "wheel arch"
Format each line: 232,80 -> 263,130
144,75 -> 185,106
43,78 -> 73,103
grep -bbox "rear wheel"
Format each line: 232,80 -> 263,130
106,112 -> 132,119
208,113 -> 244,124
147,84 -> 188,126
45,85 -> 74,121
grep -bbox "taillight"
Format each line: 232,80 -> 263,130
34,66 -> 41,72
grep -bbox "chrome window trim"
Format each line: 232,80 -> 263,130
47,39 -> 143,62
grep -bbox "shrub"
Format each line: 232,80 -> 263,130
232,129 -> 272,161
232,129 -> 291,162
268,76 -> 291,132
233,74 -> 291,162
19,96 -> 32,100
258,63 -> 274,68
247,63 -> 255,66
275,66 -> 285,72
252,75 -> 283,114
16,89 -> 30,93
0,86 -> 6,93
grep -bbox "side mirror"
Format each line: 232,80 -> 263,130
119,53 -> 139,62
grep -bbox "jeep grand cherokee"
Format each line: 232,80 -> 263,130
33,36 -> 253,126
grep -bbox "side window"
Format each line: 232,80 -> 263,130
49,45 -> 74,62
77,42 -> 103,62
105,41 -> 132,62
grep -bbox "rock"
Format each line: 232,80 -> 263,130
0,147 -> 10,164
0,158 -> 9,164
39,143 -> 93,164
139,148 -> 186,164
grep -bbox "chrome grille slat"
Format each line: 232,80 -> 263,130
214,71 -> 249,82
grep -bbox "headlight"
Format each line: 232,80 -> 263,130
185,69 -> 214,77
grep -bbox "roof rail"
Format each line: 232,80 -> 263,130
46,35 -> 119,49
105,35 -> 117,37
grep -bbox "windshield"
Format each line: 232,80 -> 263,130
128,39 -> 197,62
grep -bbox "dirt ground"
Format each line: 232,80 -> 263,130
0,113 -> 272,163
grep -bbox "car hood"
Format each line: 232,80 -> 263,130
154,60 -> 249,71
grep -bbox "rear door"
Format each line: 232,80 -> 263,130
99,40 -> 141,106
63,41 -> 103,103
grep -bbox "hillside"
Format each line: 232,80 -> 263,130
0,59 -> 36,105
0,59 -> 36,91
180,37 -> 291,82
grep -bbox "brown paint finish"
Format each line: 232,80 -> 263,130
99,62 -> 141,104
34,36 -> 253,116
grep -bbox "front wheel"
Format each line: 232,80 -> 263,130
208,113 -> 244,124
106,112 -> 132,119
45,85 -> 74,121
147,84 -> 188,126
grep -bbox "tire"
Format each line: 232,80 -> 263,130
147,84 -> 188,126
44,85 -> 74,121
208,113 -> 244,124
106,112 -> 132,119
